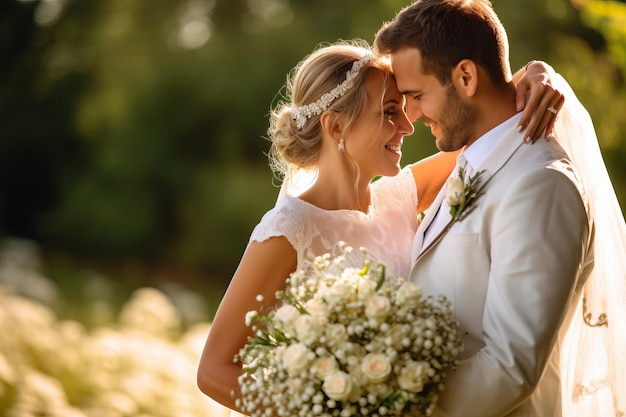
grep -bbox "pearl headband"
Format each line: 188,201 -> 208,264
291,54 -> 373,130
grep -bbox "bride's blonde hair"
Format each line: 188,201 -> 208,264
267,40 -> 391,179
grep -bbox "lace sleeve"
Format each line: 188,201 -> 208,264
248,197 -> 312,254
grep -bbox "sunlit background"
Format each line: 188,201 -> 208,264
1,0 -> 625,415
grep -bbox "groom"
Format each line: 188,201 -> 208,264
375,1 -> 594,416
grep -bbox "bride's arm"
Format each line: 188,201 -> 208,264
410,150 -> 460,214
197,236 -> 297,412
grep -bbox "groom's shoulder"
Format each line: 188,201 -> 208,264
502,138 -> 587,200
487,136 -> 584,195
508,136 -> 571,171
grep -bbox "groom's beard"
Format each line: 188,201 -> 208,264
437,84 -> 478,152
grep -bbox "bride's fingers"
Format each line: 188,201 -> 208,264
523,89 -> 563,143
544,95 -> 565,140
517,85 -> 546,133
530,95 -> 565,143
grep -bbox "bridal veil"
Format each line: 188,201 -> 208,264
553,74 -> 626,417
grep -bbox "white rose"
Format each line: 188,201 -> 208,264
282,343 -> 312,376
304,298 -> 329,318
274,304 -> 300,331
361,353 -> 392,384
356,278 -> 377,300
322,371 -> 354,401
398,360 -> 431,393
325,324 -> 348,346
395,282 -> 422,307
445,175 -> 465,207
365,295 -> 392,321
321,281 -> 351,306
312,356 -> 338,379
294,314 -> 324,345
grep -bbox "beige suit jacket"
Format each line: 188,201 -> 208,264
409,127 -> 594,417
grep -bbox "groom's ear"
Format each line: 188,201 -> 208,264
453,59 -> 478,97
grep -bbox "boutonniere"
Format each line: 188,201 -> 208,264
445,167 -> 485,222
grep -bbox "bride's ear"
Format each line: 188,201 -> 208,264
320,111 -> 344,146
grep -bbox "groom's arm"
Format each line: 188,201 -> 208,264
433,161 -> 591,417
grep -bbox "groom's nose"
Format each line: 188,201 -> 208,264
405,100 -> 423,123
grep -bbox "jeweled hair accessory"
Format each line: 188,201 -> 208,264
292,54 -> 373,130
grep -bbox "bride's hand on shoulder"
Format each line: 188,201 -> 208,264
513,60 -> 565,143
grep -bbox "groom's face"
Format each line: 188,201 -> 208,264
390,47 -> 477,152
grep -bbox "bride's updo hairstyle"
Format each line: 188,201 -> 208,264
268,40 -> 391,178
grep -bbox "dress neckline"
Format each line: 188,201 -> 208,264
283,194 -> 375,217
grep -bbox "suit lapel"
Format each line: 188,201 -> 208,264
411,186 -> 448,261
413,128 -> 525,265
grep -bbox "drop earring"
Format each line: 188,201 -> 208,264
338,138 -> 345,151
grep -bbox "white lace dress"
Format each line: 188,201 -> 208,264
248,167 -> 418,279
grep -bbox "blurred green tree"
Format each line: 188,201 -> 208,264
0,0 -> 624,284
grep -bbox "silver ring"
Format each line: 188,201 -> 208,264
546,106 -> 557,114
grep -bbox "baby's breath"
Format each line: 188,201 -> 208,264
235,245 -> 463,417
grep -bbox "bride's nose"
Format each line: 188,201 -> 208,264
398,109 -> 415,136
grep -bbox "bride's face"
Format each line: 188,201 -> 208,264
344,70 -> 414,180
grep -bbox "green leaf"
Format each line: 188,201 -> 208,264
375,263 -> 386,291
276,290 -> 308,314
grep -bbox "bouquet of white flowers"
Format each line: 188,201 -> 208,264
235,245 -> 462,417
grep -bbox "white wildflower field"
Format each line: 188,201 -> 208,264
0,240 -> 232,417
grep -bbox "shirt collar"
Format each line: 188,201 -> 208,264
463,112 -> 522,170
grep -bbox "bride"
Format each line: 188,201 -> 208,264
195,39 -> 568,415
